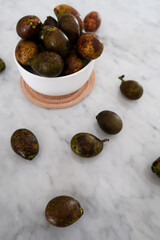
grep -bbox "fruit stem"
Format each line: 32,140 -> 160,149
119,75 -> 125,82
102,138 -> 109,143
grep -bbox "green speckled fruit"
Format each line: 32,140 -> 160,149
151,157 -> 160,177
45,196 -> 83,227
71,132 -> 109,158
0,58 -> 6,73
119,75 -> 143,100
11,128 -> 39,160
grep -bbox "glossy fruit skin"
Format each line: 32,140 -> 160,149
43,27 -> 70,58
43,16 -> 57,27
71,132 -> 105,158
0,58 -> 6,73
16,15 -> 41,40
30,51 -> 64,77
84,11 -> 101,32
54,4 -> 84,32
96,110 -> 123,135
58,14 -> 80,44
15,39 -> 39,65
151,157 -> 160,177
45,196 -> 83,227
120,80 -> 143,100
77,32 -> 103,60
11,129 -> 39,160
63,53 -> 83,75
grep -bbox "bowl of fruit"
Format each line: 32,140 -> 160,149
14,4 -> 103,97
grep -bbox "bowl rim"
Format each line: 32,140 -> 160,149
13,51 -> 94,80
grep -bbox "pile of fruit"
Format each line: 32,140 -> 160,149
15,4 -> 103,77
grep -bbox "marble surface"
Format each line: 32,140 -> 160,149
0,0 -> 160,239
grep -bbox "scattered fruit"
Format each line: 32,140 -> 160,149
0,58 -> 6,73
45,196 -> 83,227
151,157 -> 160,177
71,132 -> 109,158
119,75 -> 143,100
11,129 -> 39,160
84,11 -> 101,32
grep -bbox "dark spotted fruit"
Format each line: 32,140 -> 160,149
45,196 -> 83,227
71,132 -> 109,158
11,128 -> 39,160
151,157 -> 160,177
0,58 -> 6,73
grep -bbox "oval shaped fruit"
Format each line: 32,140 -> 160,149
43,27 -> 70,58
45,196 -> 83,227
0,58 -> 6,73
43,16 -> 57,27
119,75 -> 143,100
16,15 -> 41,40
151,157 -> 160,177
30,51 -> 64,77
54,4 -> 84,32
84,11 -> 101,32
11,128 -> 39,160
15,39 -> 39,65
63,53 -> 83,75
77,32 -> 104,60
58,14 -> 80,44
71,132 -> 109,158
96,110 -> 123,135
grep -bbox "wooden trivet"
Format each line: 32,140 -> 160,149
20,70 -> 96,109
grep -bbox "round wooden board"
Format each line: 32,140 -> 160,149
20,70 -> 96,109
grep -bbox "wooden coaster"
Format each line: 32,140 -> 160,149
20,70 -> 96,109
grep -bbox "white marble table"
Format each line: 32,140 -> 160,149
0,0 -> 160,239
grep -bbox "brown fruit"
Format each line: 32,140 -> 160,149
15,39 -> 39,65
77,32 -> 103,60
84,11 -> 101,32
43,16 -> 57,27
63,53 -> 83,75
54,4 -> 84,32
16,15 -> 41,40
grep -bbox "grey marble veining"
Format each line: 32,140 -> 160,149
0,0 -> 160,239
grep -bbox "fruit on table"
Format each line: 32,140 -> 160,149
15,39 -> 39,65
43,27 -> 70,58
30,51 -> 64,77
43,16 -> 57,27
151,157 -> 160,177
16,15 -> 41,40
11,129 -> 39,160
119,75 -> 143,100
63,53 -> 83,75
58,14 -> 80,44
77,32 -> 104,60
71,132 -> 109,158
45,196 -> 83,227
84,11 -> 101,32
96,110 -> 123,135
54,4 -> 84,32
0,58 -> 6,73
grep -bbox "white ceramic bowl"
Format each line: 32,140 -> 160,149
13,53 -> 95,96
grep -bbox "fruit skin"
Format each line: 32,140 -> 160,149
58,14 -> 80,44
0,58 -> 6,73
30,51 -> 64,77
71,132 -> 109,158
43,16 -> 57,27
16,15 -> 41,40
15,39 -> 39,65
63,53 -> 83,75
54,4 -> 84,32
96,110 -> 123,135
119,75 -> 143,100
151,157 -> 160,177
84,11 -> 101,32
43,27 -> 70,58
11,129 -> 39,160
45,196 -> 83,227
77,32 -> 104,60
